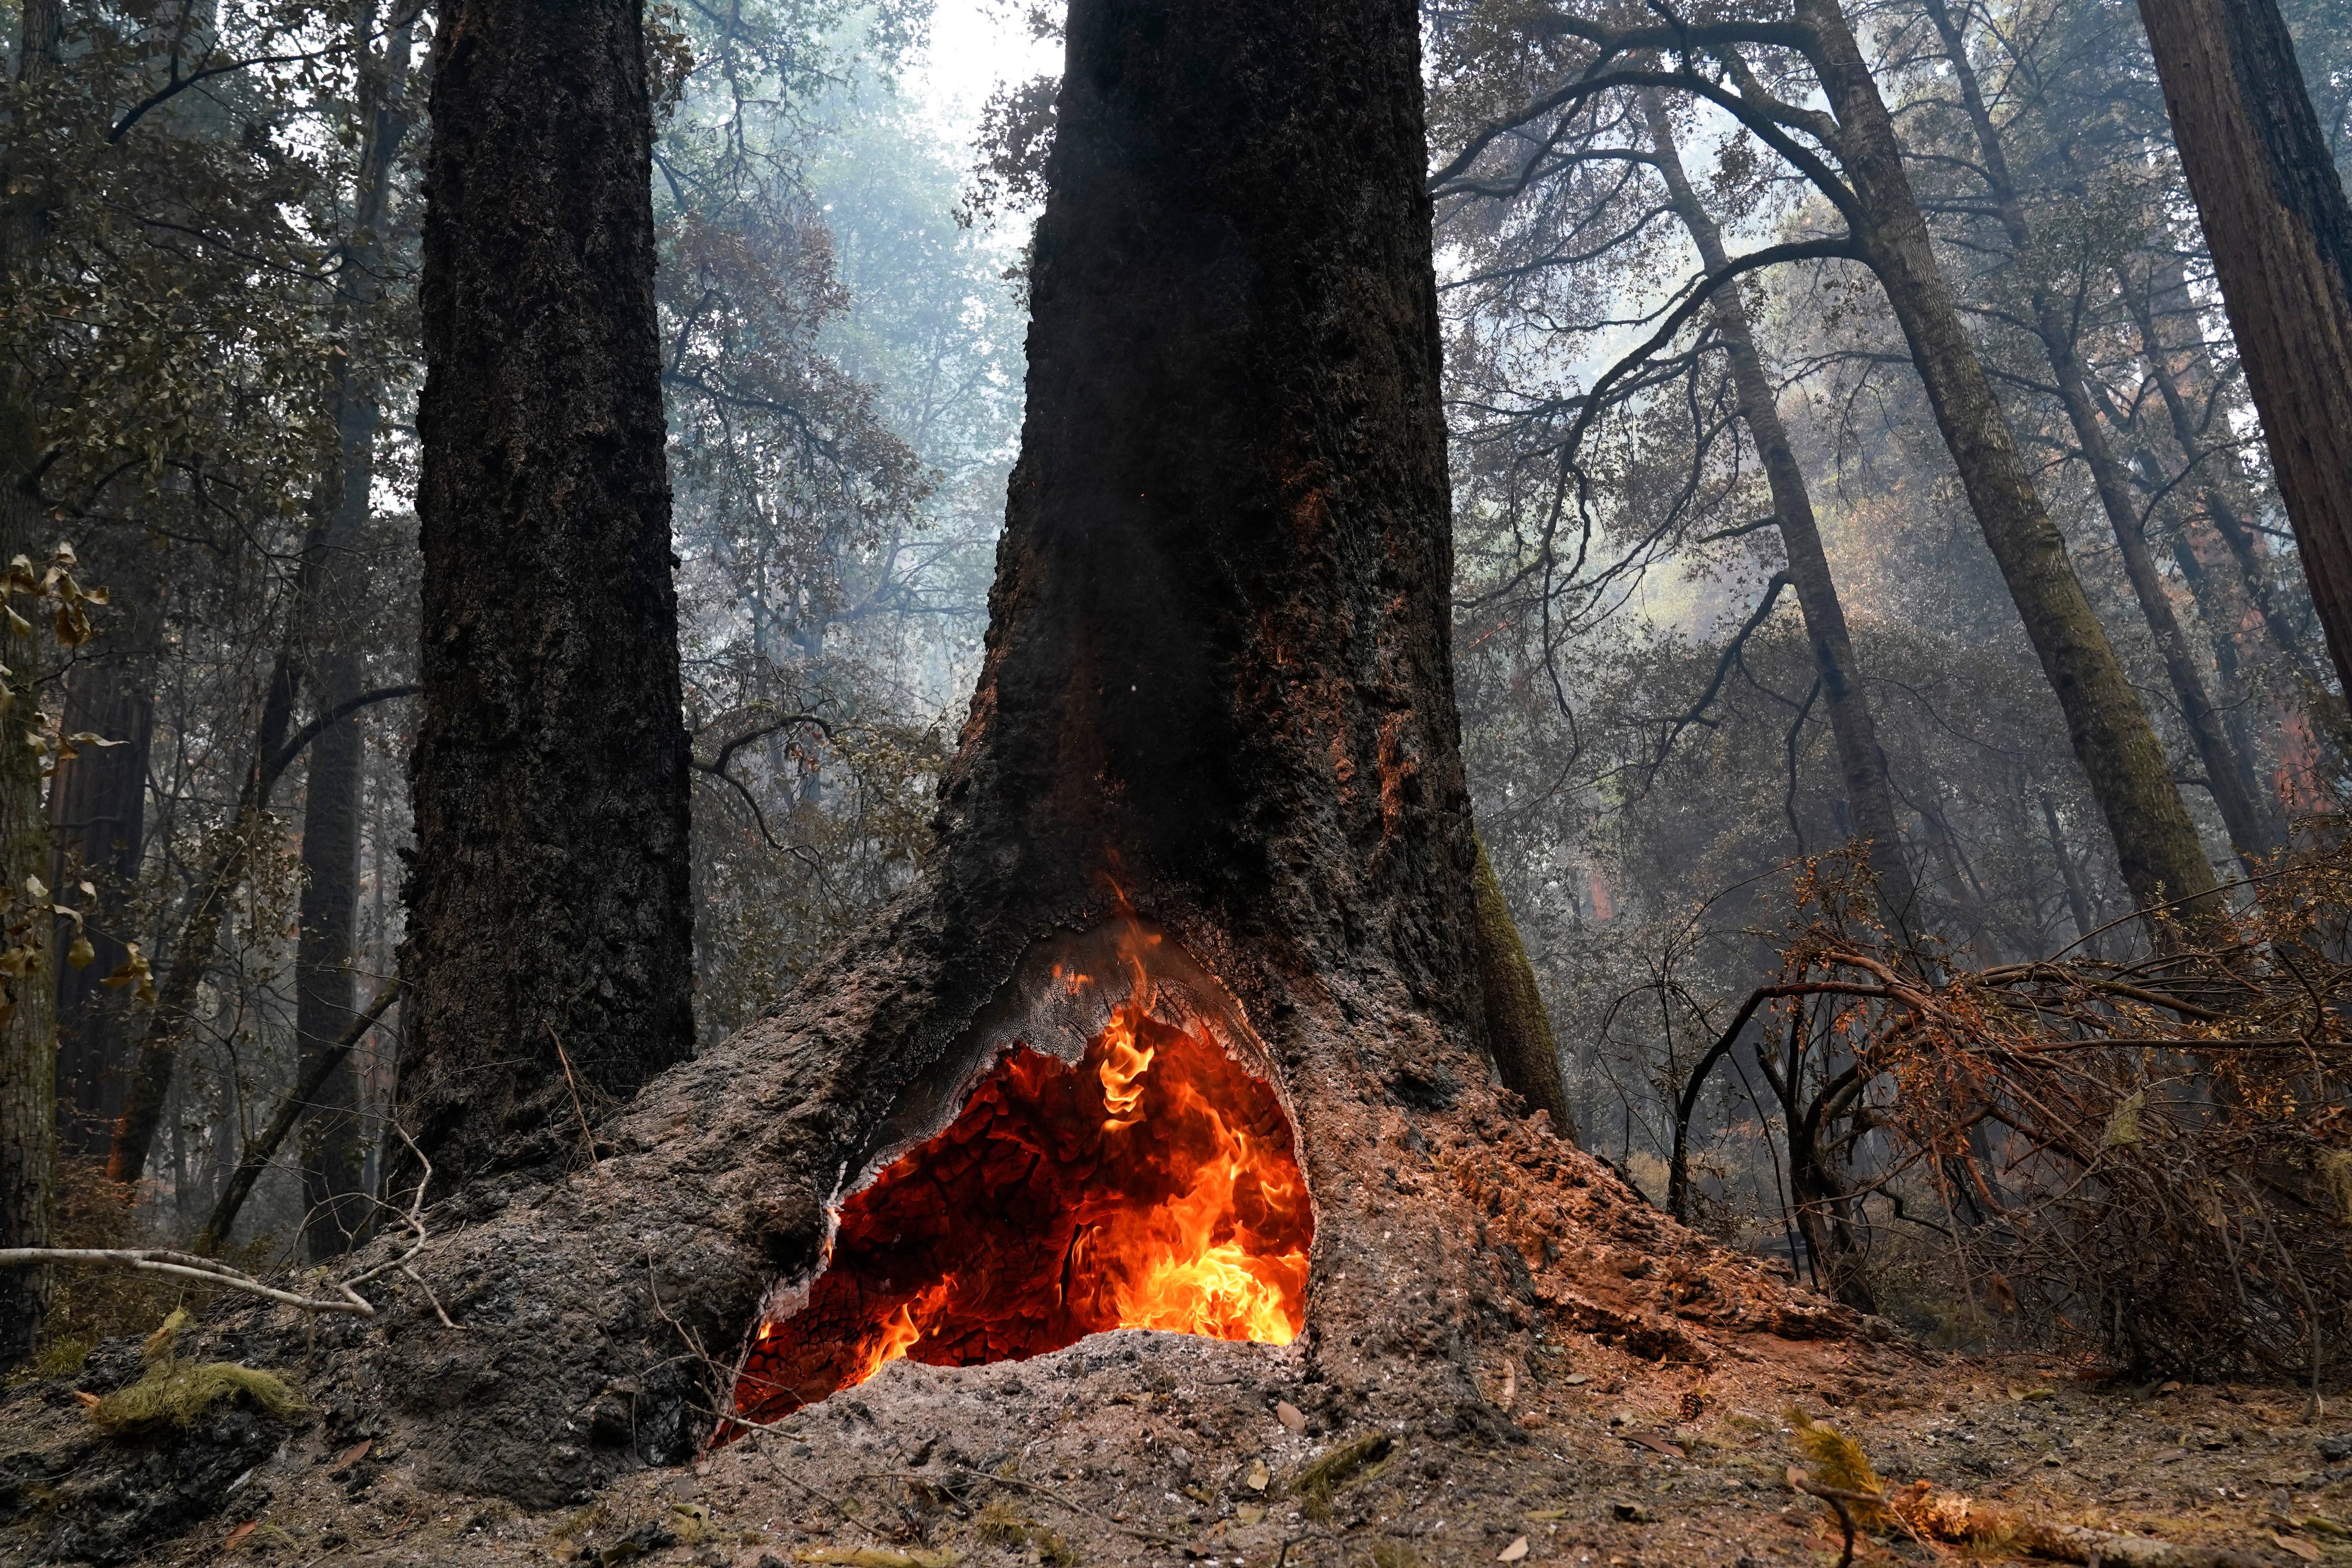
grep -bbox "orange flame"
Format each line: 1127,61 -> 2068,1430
734,925 -> 1310,1422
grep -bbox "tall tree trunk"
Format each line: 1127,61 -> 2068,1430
46,648 -> 153,1156
1637,90 -> 1920,927
295,646 -> 368,1255
394,0 -> 694,1187
2135,0 -> 2352,699
0,483 -> 56,1371
296,2 -> 416,1259
1922,0 -> 2277,867
2122,260 -> 2336,694
107,623 -> 303,1182
348,0 -> 1591,1499
1797,0 -> 2226,940
0,0 -> 66,1370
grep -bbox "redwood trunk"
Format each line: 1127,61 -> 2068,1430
2136,0 -> 2352,700
394,0 -> 694,1186
358,0 -> 1577,1500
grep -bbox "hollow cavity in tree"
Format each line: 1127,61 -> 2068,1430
732,921 -> 1312,1422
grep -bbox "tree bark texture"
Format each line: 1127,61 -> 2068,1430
1921,0 -> 2277,867
45,654 -> 152,1156
1637,90 -> 1920,927
1798,0 -> 2225,938
336,0 -> 1632,1501
2136,0 -> 2352,700
394,0 -> 693,1187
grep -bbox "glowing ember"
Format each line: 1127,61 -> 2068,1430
733,968 -> 1311,1421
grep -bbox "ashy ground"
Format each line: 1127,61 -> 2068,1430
3,1122 -> 2347,1568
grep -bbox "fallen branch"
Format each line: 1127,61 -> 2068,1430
0,1248 -> 375,1317
196,981 -> 401,1254
0,1122 -> 453,1328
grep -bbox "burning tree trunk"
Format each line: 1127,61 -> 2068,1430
345,0 -> 1725,1502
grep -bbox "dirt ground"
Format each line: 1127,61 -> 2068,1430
5,1120 -> 2347,1568
12,1317 -> 2348,1568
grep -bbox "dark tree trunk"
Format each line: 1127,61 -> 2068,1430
0,0 -> 64,1369
45,654 -> 153,1156
1922,0 -> 2278,868
1638,90 -> 1920,927
344,0 -> 1656,1502
0,483 -> 55,1372
393,0 -> 694,1187
2136,0 -> 2352,700
1799,0 -> 2226,940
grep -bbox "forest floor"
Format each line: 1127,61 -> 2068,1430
9,1315 -> 2348,1568
5,1120 -> 2348,1567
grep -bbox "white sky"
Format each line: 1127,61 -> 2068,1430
902,0 -> 1062,150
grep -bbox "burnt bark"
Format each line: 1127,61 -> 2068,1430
2136,0 -> 2352,700
393,0 -> 693,1187
342,0 -> 1577,1502
1797,0 -> 2226,939
1637,89 -> 1920,927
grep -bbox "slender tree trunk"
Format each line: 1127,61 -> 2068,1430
296,648 -> 367,1255
1921,0 -> 2274,866
1798,0 -> 2226,940
1638,89 -> 1920,927
0,483 -> 56,1370
0,0 -> 66,1368
2041,790 -> 2102,956
2135,0 -> 2352,699
46,653 -> 153,1156
2122,263 -> 2335,692
394,0 -> 694,1187
296,2 -> 416,1259
106,629 -> 302,1182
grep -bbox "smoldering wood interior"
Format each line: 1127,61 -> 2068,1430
732,922 -> 1312,1423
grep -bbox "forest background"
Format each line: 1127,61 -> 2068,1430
2,0 -> 2348,1384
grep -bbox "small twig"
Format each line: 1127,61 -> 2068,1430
1788,1467 -> 1874,1568
546,1022 -> 602,1170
